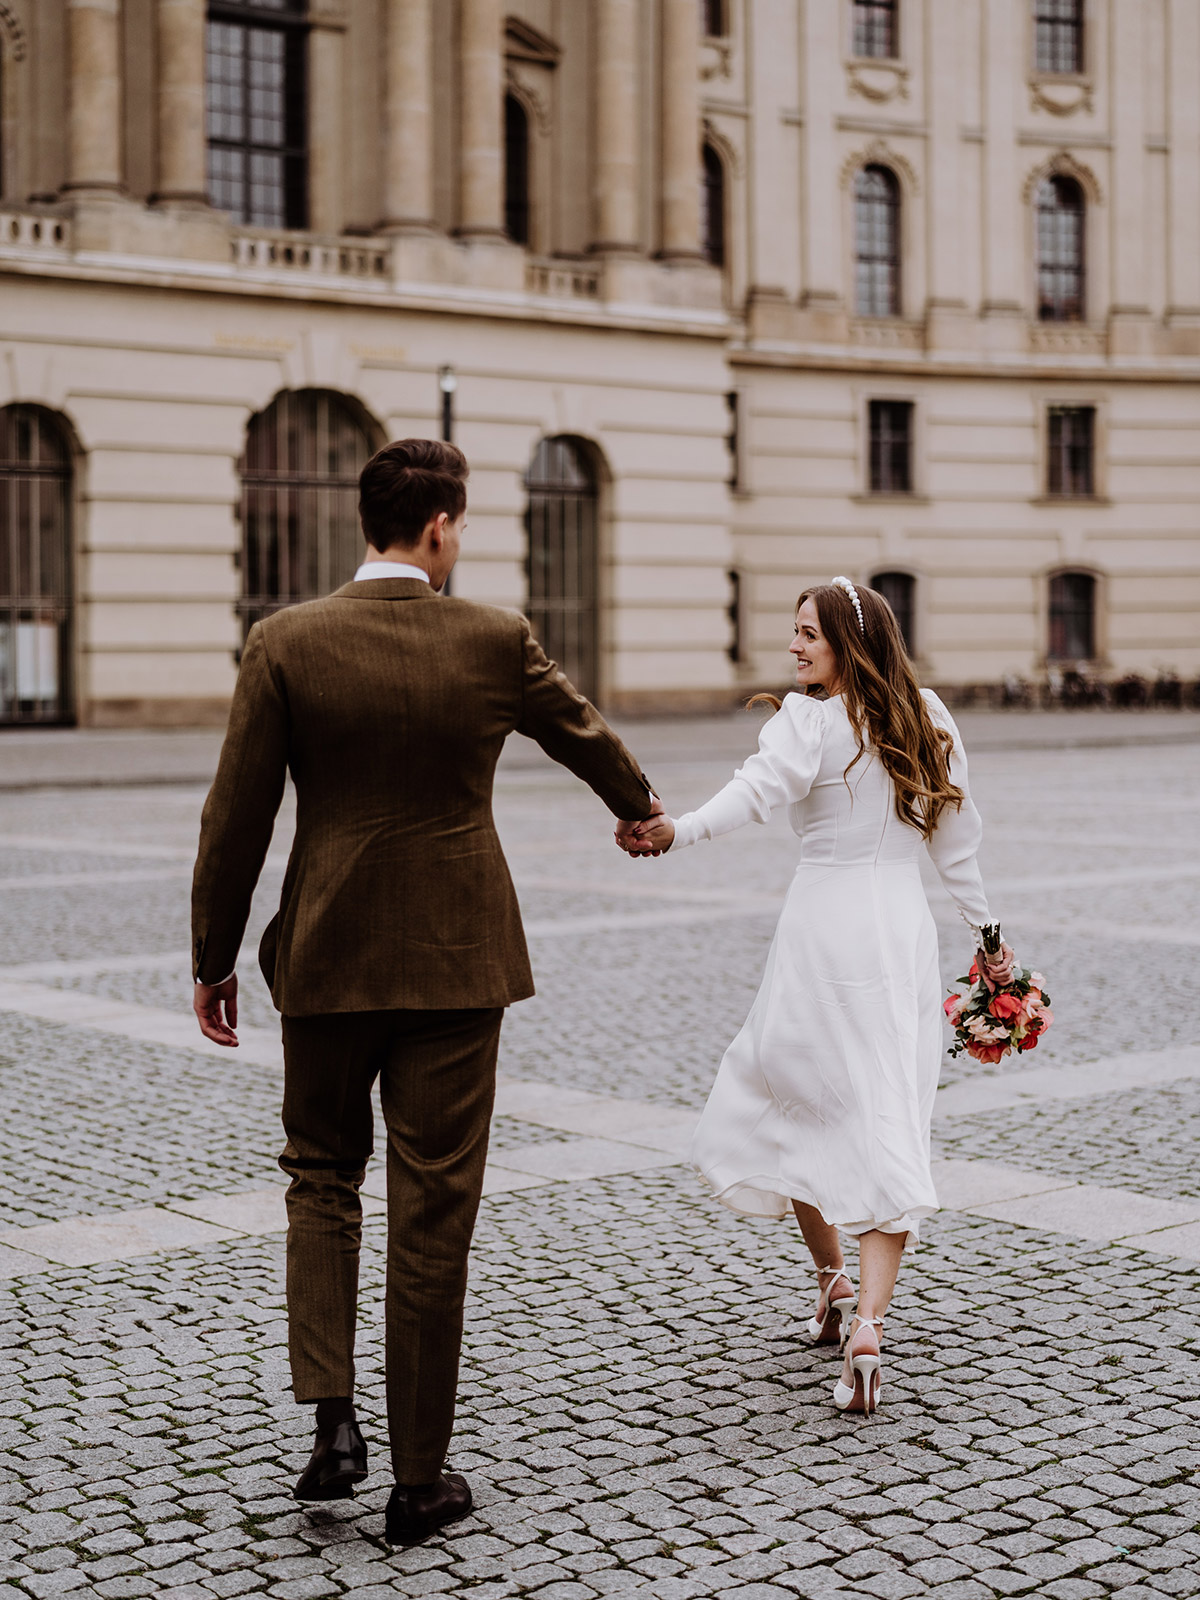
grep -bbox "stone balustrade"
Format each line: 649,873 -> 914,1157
231,230 -> 391,280
526,258 -> 602,300
0,209 -> 73,254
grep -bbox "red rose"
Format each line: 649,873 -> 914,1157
968,1041 -> 1007,1064
1017,1031 -> 1040,1052
989,992 -> 1023,1021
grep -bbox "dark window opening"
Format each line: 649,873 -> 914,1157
701,143 -> 726,267
239,389 -> 378,636
1035,0 -> 1084,74
854,164 -> 900,317
854,0 -> 898,59
1036,174 -> 1085,321
871,571 -> 915,656
700,0 -> 727,38
1047,405 -> 1095,498
868,399 -> 913,494
504,93 -> 530,245
1048,571 -> 1096,661
0,406 -> 74,726
525,437 -> 600,702
206,0 -> 308,228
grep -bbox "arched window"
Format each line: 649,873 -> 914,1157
1048,571 -> 1096,662
0,406 -> 74,725
701,143 -> 726,267
239,390 -> 379,636
700,0 -> 727,38
871,571 -> 915,656
854,165 -> 900,318
504,93 -> 530,246
206,0 -> 308,229
1036,175 -> 1085,321
525,437 -> 600,701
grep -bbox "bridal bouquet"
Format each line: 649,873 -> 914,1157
943,953 -> 1054,1065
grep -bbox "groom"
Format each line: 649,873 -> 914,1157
191,438 -> 659,1543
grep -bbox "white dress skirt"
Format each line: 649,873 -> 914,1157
672,689 -> 993,1249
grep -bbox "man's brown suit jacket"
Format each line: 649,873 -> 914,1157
191,578 -> 655,1016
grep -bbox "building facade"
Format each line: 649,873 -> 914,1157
0,0 -> 1197,725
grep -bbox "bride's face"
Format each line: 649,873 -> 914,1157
790,598 -> 842,693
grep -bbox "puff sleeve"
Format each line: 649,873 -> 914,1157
671,694 -> 828,851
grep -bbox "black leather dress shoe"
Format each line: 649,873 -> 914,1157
384,1473 -> 473,1544
293,1420 -> 368,1501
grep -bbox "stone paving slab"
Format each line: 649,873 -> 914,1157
963,1184 -> 1200,1243
0,1205 -> 238,1266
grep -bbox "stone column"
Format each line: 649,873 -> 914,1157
925,0 -> 968,344
799,0 -> 843,322
63,0 -> 123,193
458,0 -> 505,239
308,17 -> 346,234
980,0 -> 1022,338
660,0 -> 702,260
1167,0 -> 1200,318
592,0 -> 639,253
381,0 -> 434,230
1110,0 -> 1148,324
743,0 -> 800,336
154,0 -> 208,204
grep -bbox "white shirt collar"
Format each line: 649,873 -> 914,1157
353,559 -> 430,584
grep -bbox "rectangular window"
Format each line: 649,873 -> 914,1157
700,0 -> 727,37
1035,0 -> 1084,74
868,400 -> 913,494
1046,406 -> 1095,497
206,2 -> 307,229
1048,572 -> 1096,660
854,0 -> 898,60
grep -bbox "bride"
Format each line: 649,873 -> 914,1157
623,578 -> 1013,1415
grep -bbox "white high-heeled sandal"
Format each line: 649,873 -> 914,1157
832,1314 -> 883,1415
807,1264 -> 857,1347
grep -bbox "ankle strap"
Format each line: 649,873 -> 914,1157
848,1314 -> 884,1330
816,1264 -> 850,1279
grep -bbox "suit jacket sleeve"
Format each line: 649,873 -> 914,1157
191,623 -> 289,982
516,619 -> 655,821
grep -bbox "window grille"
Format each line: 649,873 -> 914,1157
854,165 -> 900,318
239,390 -> 379,636
1035,0 -> 1084,74
701,144 -> 726,267
525,437 -> 600,701
1048,571 -> 1096,661
868,400 -> 913,494
871,572 -> 916,655
1036,175 -> 1085,321
1046,405 -> 1095,498
853,0 -> 898,59
206,0 -> 308,229
0,406 -> 73,725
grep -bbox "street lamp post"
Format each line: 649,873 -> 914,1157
438,365 -> 457,595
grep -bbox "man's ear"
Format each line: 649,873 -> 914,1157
429,510 -> 449,547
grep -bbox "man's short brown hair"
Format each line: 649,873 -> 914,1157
358,438 -> 469,551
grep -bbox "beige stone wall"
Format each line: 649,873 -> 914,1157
0,0 -> 1197,725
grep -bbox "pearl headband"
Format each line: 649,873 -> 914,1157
830,575 -> 865,634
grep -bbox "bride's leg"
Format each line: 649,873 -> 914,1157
792,1201 -> 853,1326
841,1229 -> 905,1377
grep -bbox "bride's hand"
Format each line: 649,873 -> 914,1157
978,940 -> 1016,988
626,813 -> 675,857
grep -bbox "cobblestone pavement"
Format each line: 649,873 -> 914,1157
1,713 -> 1199,1598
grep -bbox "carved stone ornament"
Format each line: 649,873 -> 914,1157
700,38 -> 733,81
846,60 -> 909,104
1022,150 -> 1103,205
840,139 -> 920,196
1029,77 -> 1093,117
0,2 -> 27,60
505,65 -> 551,136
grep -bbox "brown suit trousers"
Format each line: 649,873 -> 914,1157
280,1005 -> 502,1483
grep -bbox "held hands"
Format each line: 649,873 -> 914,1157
193,973 -> 240,1047
614,795 -> 676,859
976,941 -> 1017,990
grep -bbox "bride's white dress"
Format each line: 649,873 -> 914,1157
672,689 -> 992,1248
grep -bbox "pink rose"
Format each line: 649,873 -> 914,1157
968,1040 -> 1008,1064
943,994 -> 964,1022
989,992 -> 1023,1022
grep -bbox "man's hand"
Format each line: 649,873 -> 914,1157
615,795 -> 669,858
194,974 -> 239,1047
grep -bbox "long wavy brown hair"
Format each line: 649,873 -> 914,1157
750,583 -> 964,840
